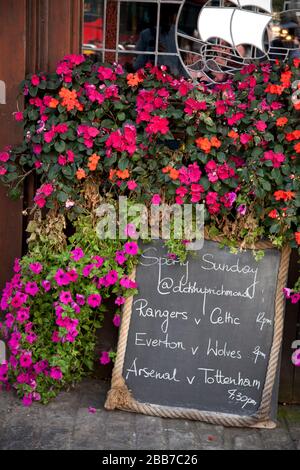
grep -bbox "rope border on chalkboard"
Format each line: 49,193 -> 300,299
105,241 -> 291,427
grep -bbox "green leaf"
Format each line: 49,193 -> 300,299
54,141 -> 66,153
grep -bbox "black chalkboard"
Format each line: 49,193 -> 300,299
106,239 -> 290,427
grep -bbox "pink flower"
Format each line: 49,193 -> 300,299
33,144 -> 42,155
67,269 -> 78,283
22,394 -> 33,407
87,294 -> 102,308
283,287 -> 292,299
124,241 -> 138,256
25,282 -> 39,297
88,407 -> 97,414
31,75 -> 40,86
115,250 -> 127,265
99,351 -> 111,365
127,180 -> 137,190
263,150 -> 285,168
76,294 -> 85,305
26,333 -> 37,344
240,134 -> 252,145
71,247 -> 84,261
255,120 -> 267,132
0,151 -> 10,162
16,308 -> 30,323
92,256 -> 104,268
50,367 -> 63,381
113,314 -> 121,327
151,194 -> 161,205
115,296 -> 125,306
146,116 -> 169,135
82,264 -> 95,277
14,111 -> 24,122
42,280 -> 51,292
29,263 -> 43,275
0,364 -> 8,382
60,291 -> 73,304
54,269 -> 70,286
237,204 -> 247,216
105,270 -> 119,285
20,352 -> 32,369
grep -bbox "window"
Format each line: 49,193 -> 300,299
82,0 -> 300,79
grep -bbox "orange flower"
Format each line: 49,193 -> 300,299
276,117 -> 288,127
76,168 -> 86,180
88,153 -> 100,171
169,168 -> 179,180
274,190 -> 295,201
195,137 -> 211,154
294,142 -> 300,154
228,130 -> 239,140
162,166 -> 172,174
127,73 -> 143,87
116,169 -> 129,179
210,136 -> 221,148
59,87 -> 83,112
280,70 -> 292,88
268,209 -> 279,219
265,84 -> 284,95
294,102 -> 300,111
295,232 -> 300,245
109,169 -> 117,181
49,98 -> 59,108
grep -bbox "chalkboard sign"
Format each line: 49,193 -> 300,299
105,239 -> 290,428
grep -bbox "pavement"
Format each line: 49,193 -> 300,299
0,378 -> 299,450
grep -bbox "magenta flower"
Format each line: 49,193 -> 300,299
71,247 -> 84,261
127,180 -> 137,190
151,194 -> 161,205
237,204 -> 247,216
29,263 -> 43,275
292,350 -> 300,367
283,287 -> 292,299
115,250 -> 127,265
105,270 -> 119,285
291,293 -> 300,304
19,352 -> 32,369
115,296 -> 125,306
76,294 -> 85,306
0,364 -> 8,382
54,269 -> 70,286
67,269 -> 78,283
41,280 -> 51,292
59,291 -> 73,305
51,331 -> 61,343
113,314 -> 121,328
16,308 -> 30,324
22,393 -> 33,407
50,367 -> 63,381
25,282 -> 39,297
124,241 -> 138,256
92,256 -> 104,268
87,294 -> 102,308
82,264 -> 95,277
26,333 -> 37,344
88,407 -> 97,414
99,351 -> 111,365
5,314 -> 15,328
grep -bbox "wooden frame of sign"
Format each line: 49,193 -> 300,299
105,238 -> 291,428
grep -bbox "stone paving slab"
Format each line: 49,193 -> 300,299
0,378 -> 299,450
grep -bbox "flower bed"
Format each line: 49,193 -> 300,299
0,55 -> 299,404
